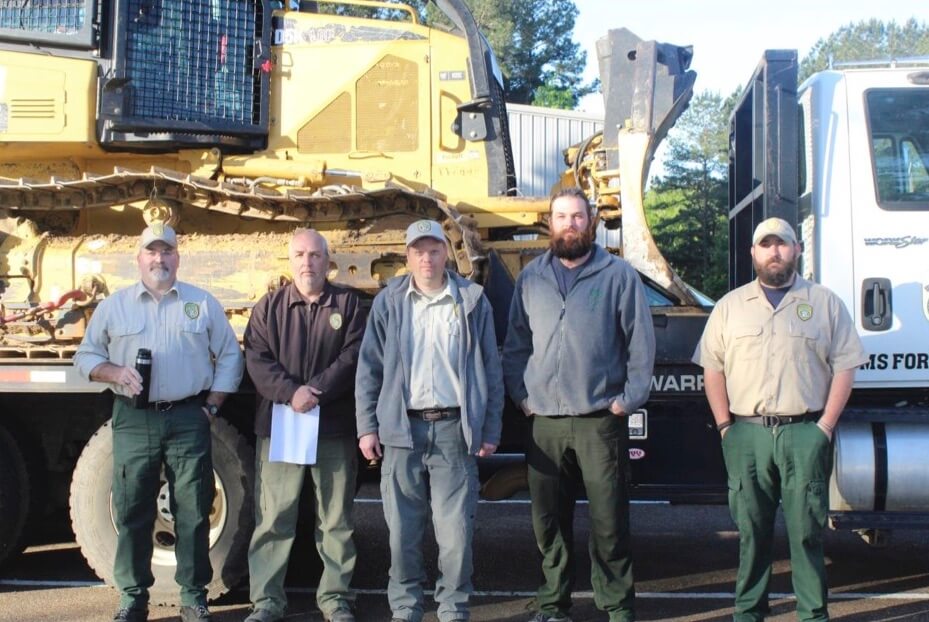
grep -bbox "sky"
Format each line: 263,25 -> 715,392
573,0 -> 926,114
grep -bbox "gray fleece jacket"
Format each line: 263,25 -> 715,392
503,245 -> 656,416
355,272 -> 504,452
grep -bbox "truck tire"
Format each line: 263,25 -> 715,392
69,417 -> 254,605
0,425 -> 30,568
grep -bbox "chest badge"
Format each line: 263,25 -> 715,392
329,312 -> 343,330
184,302 -> 200,320
797,303 -> 813,321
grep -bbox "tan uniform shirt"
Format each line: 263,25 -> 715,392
693,277 -> 867,416
406,274 -> 461,409
75,280 -> 244,402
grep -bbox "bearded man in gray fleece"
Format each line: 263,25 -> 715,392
503,187 -> 656,622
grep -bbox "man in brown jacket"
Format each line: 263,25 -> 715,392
242,229 -> 366,622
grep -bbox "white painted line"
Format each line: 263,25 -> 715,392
0,579 -> 106,588
1,580 -> 927,602
282,587 -> 929,601
354,497 -> 668,505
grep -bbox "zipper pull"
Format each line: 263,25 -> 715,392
559,301 -> 565,320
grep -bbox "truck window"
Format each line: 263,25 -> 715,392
867,88 -> 929,211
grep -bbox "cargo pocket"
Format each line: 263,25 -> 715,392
806,479 -> 828,530
727,476 -> 743,526
199,456 -> 216,518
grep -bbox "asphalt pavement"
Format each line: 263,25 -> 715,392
3,484 -> 929,621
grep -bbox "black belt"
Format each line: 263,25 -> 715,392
407,407 -> 461,422
119,393 -> 205,412
736,411 -> 822,428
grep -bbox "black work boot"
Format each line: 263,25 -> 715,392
179,604 -> 212,621
112,606 -> 148,622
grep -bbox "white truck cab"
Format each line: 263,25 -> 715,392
799,65 -> 929,388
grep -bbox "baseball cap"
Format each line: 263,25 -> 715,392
405,220 -> 447,246
139,223 -> 178,250
752,217 -> 797,246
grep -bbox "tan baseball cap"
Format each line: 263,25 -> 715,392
139,223 -> 178,250
405,220 -> 447,246
752,217 -> 797,246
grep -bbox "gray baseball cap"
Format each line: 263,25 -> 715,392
405,220 -> 447,246
752,217 -> 797,246
139,223 -> 178,250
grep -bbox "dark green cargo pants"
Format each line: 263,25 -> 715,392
527,412 -> 635,622
111,397 -> 214,609
722,419 -> 832,622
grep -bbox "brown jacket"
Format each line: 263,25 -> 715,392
245,281 -> 366,437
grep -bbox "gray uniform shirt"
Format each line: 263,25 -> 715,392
406,274 -> 461,409
74,280 -> 244,401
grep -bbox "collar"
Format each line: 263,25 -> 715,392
406,271 -> 458,303
743,275 -> 811,303
133,280 -> 179,301
285,280 -> 335,308
536,244 -> 611,279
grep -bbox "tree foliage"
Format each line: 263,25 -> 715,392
800,18 -> 929,81
644,91 -> 736,299
423,0 -> 592,107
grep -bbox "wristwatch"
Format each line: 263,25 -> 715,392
205,403 -> 220,417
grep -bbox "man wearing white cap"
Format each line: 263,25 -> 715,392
693,217 -> 867,621
75,223 -> 244,622
355,219 -> 504,622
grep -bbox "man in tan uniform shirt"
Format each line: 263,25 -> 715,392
693,217 -> 867,622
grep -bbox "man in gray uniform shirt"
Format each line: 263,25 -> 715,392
75,223 -> 243,622
356,219 -> 504,622
503,188 -> 656,622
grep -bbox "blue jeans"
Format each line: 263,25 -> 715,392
380,416 -> 478,622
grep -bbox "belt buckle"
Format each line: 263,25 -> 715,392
762,414 -> 781,428
421,408 -> 442,422
154,401 -> 173,412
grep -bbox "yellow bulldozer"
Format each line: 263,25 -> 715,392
0,0 -> 699,604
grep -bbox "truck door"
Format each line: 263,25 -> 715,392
846,70 -> 929,386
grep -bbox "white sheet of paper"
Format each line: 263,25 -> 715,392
269,403 -> 319,465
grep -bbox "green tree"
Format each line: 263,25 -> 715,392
800,18 -> 929,81
645,91 -> 736,299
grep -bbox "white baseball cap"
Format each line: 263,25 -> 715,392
752,218 -> 798,246
139,223 -> 178,250
405,220 -> 447,246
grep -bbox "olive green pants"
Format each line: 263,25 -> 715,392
527,413 -> 635,622
722,420 -> 832,622
111,397 -> 214,609
247,435 -> 357,618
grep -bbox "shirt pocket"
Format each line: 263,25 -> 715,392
179,316 -> 208,349
110,319 -> 144,338
787,322 -> 825,361
445,317 -> 462,361
108,319 -> 145,368
731,323 -> 763,360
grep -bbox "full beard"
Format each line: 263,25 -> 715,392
551,228 -> 593,260
754,257 -> 797,287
